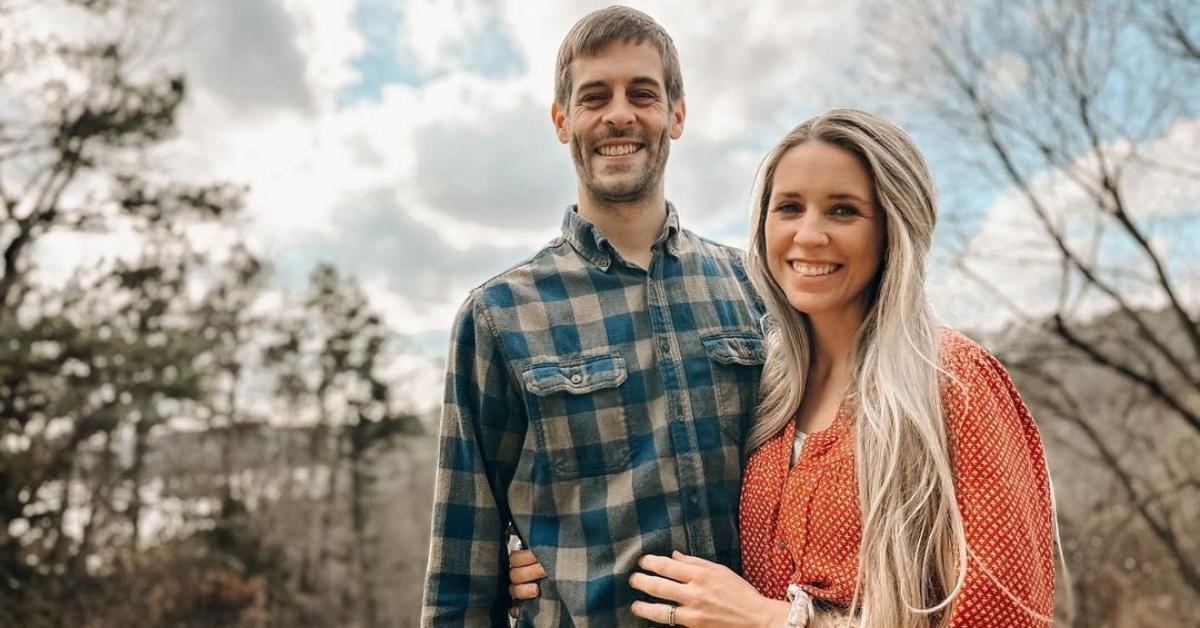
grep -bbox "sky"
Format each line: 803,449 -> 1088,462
18,0 -> 1200,413
162,0 -> 883,413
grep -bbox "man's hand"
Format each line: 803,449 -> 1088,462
508,549 -> 546,600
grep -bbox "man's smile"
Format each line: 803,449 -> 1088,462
595,142 -> 644,157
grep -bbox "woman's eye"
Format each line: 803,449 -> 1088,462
775,203 -> 802,214
830,205 -> 859,217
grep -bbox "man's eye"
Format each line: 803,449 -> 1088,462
632,91 -> 656,101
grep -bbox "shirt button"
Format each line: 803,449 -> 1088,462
659,340 -> 670,352
777,539 -> 788,549
689,493 -> 700,505
570,374 -> 582,384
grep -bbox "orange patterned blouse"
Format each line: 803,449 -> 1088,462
739,330 -> 1054,626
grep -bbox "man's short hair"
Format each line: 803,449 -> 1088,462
554,5 -> 684,110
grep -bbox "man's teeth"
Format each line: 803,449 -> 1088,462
790,262 -> 839,276
597,144 -> 640,156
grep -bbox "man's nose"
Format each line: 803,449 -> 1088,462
602,96 -> 636,128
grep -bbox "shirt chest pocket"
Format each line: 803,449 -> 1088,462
520,353 -> 634,480
701,332 -> 766,444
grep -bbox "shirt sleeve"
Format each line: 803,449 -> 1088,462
943,340 -> 1055,627
421,292 -> 527,626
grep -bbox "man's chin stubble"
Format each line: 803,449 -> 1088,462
571,131 -> 671,206
587,175 -> 655,204
579,152 -> 668,205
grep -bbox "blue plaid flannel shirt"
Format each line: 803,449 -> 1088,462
421,204 -> 765,626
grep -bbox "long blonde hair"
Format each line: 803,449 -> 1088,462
745,109 -> 967,627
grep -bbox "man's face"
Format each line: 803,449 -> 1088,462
552,41 -> 686,204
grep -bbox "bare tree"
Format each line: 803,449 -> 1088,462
1003,322 -> 1199,623
1139,0 -> 1200,63
261,264 -> 420,628
194,243 -> 267,513
868,0 -> 1200,616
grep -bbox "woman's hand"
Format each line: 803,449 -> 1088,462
629,551 -> 790,627
508,548 -> 546,600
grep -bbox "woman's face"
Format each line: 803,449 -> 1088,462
763,140 -> 884,324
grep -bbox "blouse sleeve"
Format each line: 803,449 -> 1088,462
941,334 -> 1055,627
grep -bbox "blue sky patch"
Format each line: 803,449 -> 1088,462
340,0 -> 525,106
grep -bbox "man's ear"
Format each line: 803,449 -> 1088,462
669,98 -> 686,140
551,102 -> 569,144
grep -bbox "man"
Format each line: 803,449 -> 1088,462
421,6 -> 764,625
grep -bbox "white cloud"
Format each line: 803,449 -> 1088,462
10,0 -> 1199,417
360,272 -> 461,337
409,95 -> 575,230
403,0 -> 494,74
936,116 -> 1200,331
161,0 -> 875,411
279,0 -> 366,110
21,0 -> 1042,413
180,0 -> 315,114
983,52 -> 1030,99
387,350 -> 445,415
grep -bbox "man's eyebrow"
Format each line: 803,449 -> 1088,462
575,76 -> 663,94
575,80 -> 609,93
629,76 -> 662,89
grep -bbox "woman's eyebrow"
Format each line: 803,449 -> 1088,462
827,192 -> 870,203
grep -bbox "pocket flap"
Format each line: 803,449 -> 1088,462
702,333 -> 766,366
521,354 -> 628,397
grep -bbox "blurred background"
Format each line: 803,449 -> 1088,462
0,0 -> 1196,626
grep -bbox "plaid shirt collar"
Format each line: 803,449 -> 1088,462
560,201 -> 683,270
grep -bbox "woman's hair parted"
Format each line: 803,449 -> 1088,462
744,108 -> 967,627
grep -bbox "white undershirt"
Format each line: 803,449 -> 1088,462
790,429 -> 808,467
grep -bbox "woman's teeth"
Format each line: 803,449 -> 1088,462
790,262 -> 838,276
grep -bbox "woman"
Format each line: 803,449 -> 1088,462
510,109 -> 1056,627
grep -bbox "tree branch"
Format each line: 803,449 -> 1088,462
930,39 -> 1200,393
1050,314 -> 1200,432
1017,362 -> 1200,595
1068,69 -> 1200,366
